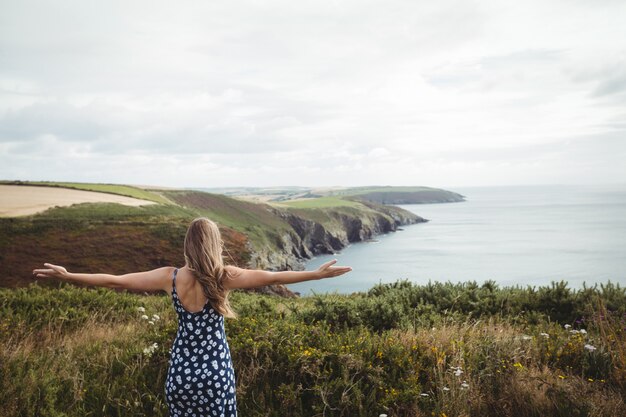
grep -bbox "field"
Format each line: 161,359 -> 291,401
0,184 -> 157,217
0,180 -> 171,204
273,196 -> 366,209
1,280 -> 625,417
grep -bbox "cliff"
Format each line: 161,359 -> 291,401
245,201 -> 427,272
1,187 -> 429,299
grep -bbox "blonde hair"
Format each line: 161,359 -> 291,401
183,217 -> 237,318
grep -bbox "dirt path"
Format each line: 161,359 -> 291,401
0,185 -> 156,217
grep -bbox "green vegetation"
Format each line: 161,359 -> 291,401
1,180 -> 171,204
162,190 -> 295,253
274,196 -> 365,208
325,186 -> 442,196
2,280 -> 624,416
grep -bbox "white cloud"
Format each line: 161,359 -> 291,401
1,0 -> 625,187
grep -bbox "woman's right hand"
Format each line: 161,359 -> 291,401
315,259 -> 352,279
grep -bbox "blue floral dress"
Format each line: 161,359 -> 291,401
165,268 -> 237,416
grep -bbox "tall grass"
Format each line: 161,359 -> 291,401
1,280 -> 624,417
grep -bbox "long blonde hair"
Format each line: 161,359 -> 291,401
183,217 -> 237,318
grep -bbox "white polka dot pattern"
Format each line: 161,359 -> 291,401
165,268 -> 237,416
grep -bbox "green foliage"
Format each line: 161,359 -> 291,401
1,281 -> 625,417
275,196 -> 364,208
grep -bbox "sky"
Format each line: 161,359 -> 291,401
1,0 -> 625,189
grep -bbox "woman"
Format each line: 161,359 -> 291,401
32,217 -> 352,417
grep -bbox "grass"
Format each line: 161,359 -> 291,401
273,196 -> 366,209
1,280 -> 624,417
324,186 -> 443,197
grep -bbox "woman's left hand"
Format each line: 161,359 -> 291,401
33,263 -> 70,280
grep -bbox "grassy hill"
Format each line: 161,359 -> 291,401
334,186 -> 467,204
0,183 -> 423,288
195,185 -> 467,205
0,180 -> 171,204
1,280 -> 624,416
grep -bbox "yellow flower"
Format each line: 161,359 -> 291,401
558,375 -> 565,379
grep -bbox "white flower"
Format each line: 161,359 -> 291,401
152,314 -> 160,321
420,393 -> 429,397
570,330 -> 580,335
141,315 -> 149,320
137,307 -> 145,312
451,366 -> 463,376
540,332 -> 549,338
584,344 -> 597,352
142,342 -> 158,356
442,387 -> 450,392
564,324 -> 571,329
460,381 -> 469,389
521,335 -> 532,340
379,415 -> 388,417
148,320 -> 155,325
580,329 -> 587,335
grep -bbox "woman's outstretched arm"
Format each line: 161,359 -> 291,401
32,263 -> 173,293
223,259 -> 352,290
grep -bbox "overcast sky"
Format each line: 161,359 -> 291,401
1,0 -> 625,189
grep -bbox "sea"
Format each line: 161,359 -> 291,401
286,184 -> 626,295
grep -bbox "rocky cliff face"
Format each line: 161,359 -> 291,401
246,203 -> 427,272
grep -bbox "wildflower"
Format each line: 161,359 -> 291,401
513,362 -> 524,370
137,307 -> 145,312
587,378 -> 594,382
141,315 -> 149,320
152,314 -> 160,321
451,366 -> 463,376
540,332 -> 549,338
569,330 -> 580,334
442,387 -> 450,392
379,415 -> 388,417
460,381 -> 469,389
558,375 -> 566,379
148,320 -> 155,325
143,342 -> 158,357
521,335 -> 532,340
580,329 -> 587,335
420,393 -> 429,397
584,344 -> 597,352
564,324 -> 571,329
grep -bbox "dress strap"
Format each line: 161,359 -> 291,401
172,268 -> 178,292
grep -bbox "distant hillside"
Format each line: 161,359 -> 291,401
328,186 -> 466,204
195,185 -> 466,205
0,182 -> 426,294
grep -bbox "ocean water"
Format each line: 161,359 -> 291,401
286,184 -> 626,295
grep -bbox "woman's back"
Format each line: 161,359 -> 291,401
170,267 -> 211,313
165,267 -> 237,417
